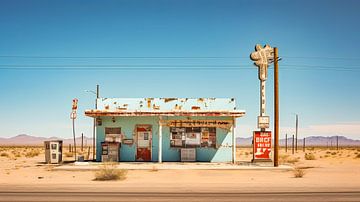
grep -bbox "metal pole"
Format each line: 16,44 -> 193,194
72,118 -> 77,161
81,133 -> 84,151
232,118 -> 236,164
285,133 -> 288,153
92,84 -> 99,161
292,135 -> 294,155
303,138 -> 305,152
295,114 -> 298,152
274,47 -> 279,167
158,117 -> 163,163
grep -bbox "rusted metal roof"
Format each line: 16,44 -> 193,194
85,110 -> 245,117
84,98 -> 245,117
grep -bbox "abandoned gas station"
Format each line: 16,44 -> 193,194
85,98 -> 245,163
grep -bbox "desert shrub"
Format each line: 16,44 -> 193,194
287,158 -> 299,164
0,152 -> 9,157
64,152 -> 74,157
94,162 -> 127,181
305,153 -> 316,160
25,150 -> 40,158
245,152 -> 249,155
293,167 -> 305,178
331,152 -> 337,155
279,154 -> 298,164
324,154 -> 329,158
356,154 -> 360,159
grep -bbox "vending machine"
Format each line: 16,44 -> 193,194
44,140 -> 63,164
101,142 -> 120,162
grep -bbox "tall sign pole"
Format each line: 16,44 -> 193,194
250,44 -> 274,163
274,47 -> 279,167
71,98 -> 78,161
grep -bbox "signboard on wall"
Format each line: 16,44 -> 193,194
164,120 -> 233,130
253,131 -> 272,160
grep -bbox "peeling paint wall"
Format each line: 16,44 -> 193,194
96,116 -> 233,162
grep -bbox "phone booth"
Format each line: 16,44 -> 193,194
44,140 -> 63,164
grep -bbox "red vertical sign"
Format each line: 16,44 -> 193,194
253,131 -> 272,160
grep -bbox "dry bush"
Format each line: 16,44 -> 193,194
64,152 -> 74,157
25,150 -> 40,158
0,152 -> 9,157
331,152 -> 337,155
324,154 -> 329,158
305,153 -> 316,160
356,154 -> 360,159
279,154 -> 299,164
293,167 -> 306,178
94,162 -> 127,181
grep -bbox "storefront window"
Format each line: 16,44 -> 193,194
170,127 -> 216,148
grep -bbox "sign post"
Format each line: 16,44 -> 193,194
250,44 -> 275,163
71,98 -> 78,161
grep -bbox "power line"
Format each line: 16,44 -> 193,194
1,55 -> 360,60
0,64 -> 358,70
0,66 -> 358,71
0,55 -> 244,59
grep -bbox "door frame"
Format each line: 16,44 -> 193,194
135,124 -> 152,161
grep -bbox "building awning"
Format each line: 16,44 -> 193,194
84,109 -> 245,117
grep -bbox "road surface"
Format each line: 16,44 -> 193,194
1,191 -> 360,202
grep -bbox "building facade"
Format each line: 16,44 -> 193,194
85,98 -> 245,163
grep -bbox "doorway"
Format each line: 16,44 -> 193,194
136,125 -> 152,161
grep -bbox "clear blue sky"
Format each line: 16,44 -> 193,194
0,0 -> 359,139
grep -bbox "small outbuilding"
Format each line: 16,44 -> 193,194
85,98 -> 245,163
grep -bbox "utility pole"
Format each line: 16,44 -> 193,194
285,133 -> 288,153
292,135 -> 295,155
274,47 -> 279,167
295,114 -> 298,152
303,138 -> 305,152
81,133 -> 84,151
92,85 -> 99,161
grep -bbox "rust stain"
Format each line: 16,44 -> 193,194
164,98 -> 177,103
174,104 -> 182,110
191,106 -> 201,110
147,99 -> 151,108
153,104 -> 160,110
105,105 -> 110,110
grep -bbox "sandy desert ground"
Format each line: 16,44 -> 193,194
0,146 -> 360,194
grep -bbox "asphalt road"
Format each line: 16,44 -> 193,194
1,191 -> 360,202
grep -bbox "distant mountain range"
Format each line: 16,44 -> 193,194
0,134 -> 93,146
237,136 -> 360,146
0,134 -> 359,146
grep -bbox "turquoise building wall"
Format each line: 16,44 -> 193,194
96,116 -> 233,162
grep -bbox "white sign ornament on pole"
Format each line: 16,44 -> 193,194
250,44 -> 274,130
